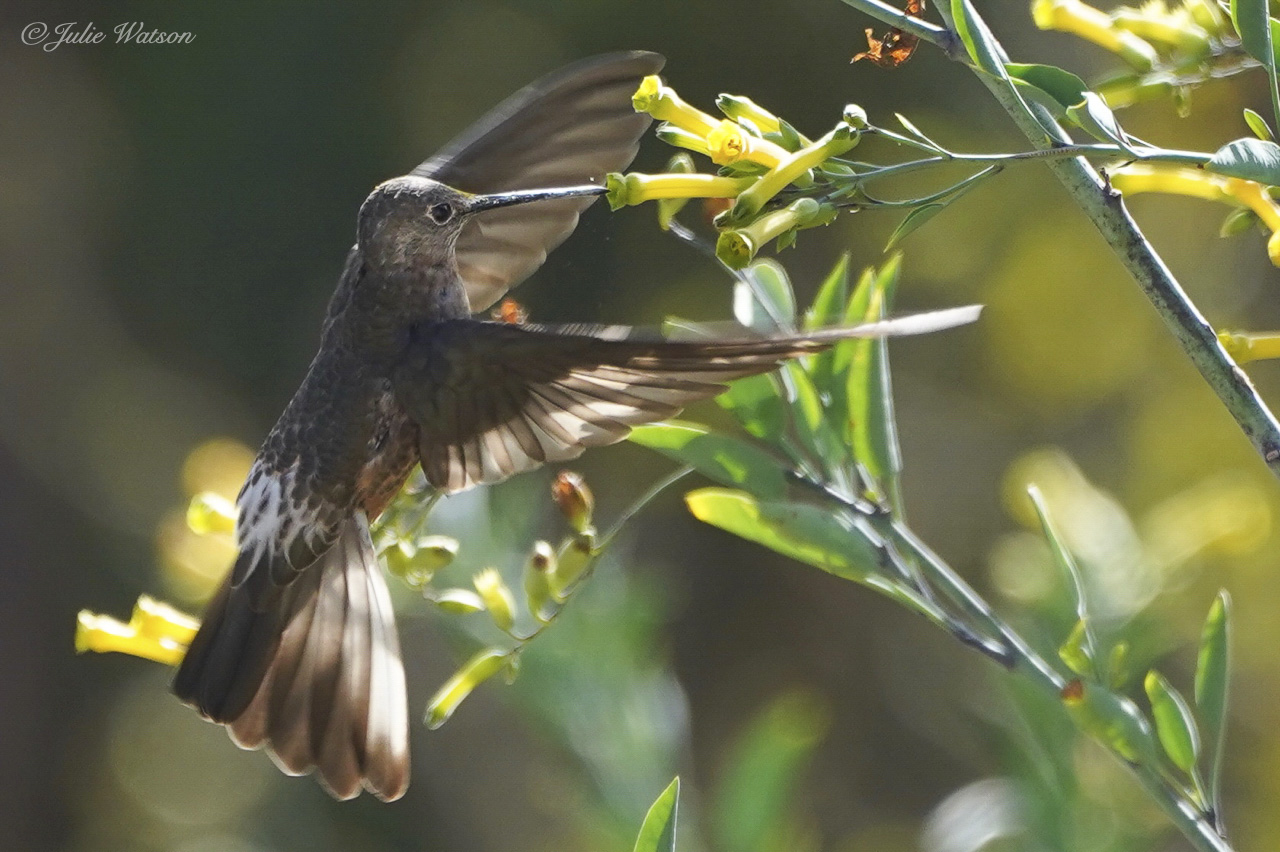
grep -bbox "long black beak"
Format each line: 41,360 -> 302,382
467,184 -> 606,213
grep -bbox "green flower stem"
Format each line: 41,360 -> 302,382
843,0 -> 1280,483
882,510 -> 1232,852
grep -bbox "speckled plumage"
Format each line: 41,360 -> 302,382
170,50 -> 980,804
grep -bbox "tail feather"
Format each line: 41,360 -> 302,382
174,513 -> 409,802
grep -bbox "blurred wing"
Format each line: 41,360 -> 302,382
413,51 -> 665,311
391,308 -> 979,493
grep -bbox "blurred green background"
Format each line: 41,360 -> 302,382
5,1 -> 1280,850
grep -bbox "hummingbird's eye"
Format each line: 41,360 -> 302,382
428,203 -> 454,225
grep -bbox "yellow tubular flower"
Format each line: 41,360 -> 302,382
1219,330 -> 1280,364
76,610 -> 188,666
605,172 -> 757,210
1110,8 -> 1210,56
706,120 -> 791,168
1109,164 -> 1233,203
716,94 -> 784,134
187,491 -> 236,535
473,568 -> 517,633
655,123 -> 715,158
131,595 -> 200,645
716,198 -> 826,269
632,76 -> 720,137
1032,0 -> 1159,70
722,123 -> 861,225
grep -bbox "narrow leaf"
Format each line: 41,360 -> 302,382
1230,0 -> 1273,64
848,256 -> 903,510
717,374 -> 788,449
1144,671 -> 1201,774
1066,92 -> 1138,153
1058,619 -> 1095,678
634,777 -> 680,852
804,254 -> 852,394
1027,486 -> 1101,670
1207,137 -> 1280,184
804,253 -> 851,332
1005,63 -> 1089,110
1245,107 -> 1275,140
686,488 -> 883,582
885,203 -> 947,250
1195,590 -> 1231,811
950,0 -> 985,68
735,259 -> 796,332
712,691 -> 830,852
629,421 -> 789,500
786,361 -> 854,482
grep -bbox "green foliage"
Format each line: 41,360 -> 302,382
633,778 -> 680,852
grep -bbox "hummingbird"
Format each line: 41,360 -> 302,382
172,50 -> 979,802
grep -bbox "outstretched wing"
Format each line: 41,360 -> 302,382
390,308 -> 980,493
413,51 -> 664,312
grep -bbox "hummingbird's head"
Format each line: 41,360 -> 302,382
356,175 -> 606,270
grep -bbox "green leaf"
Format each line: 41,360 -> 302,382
1058,619 -> 1095,678
785,361 -> 853,482
717,373 -> 788,450
1005,63 -> 1089,111
950,0 -> 985,68
1063,680 -> 1159,764
1027,486 -> 1101,670
804,253 -> 851,332
712,691 -> 830,852
1195,592 -> 1231,774
1066,92 -> 1137,153
735,259 -> 796,332
634,777 -> 680,852
1245,107 -> 1275,140
1144,670 -> 1201,774
1009,78 -> 1071,119
1230,0 -> 1274,64
1207,137 -> 1280,184
885,203 -> 947,250
1219,206 -> 1259,237
804,255 -> 852,394
685,488 -> 883,583
629,421 -> 789,500
848,256 -> 903,510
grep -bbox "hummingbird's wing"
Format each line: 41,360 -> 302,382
413,51 -> 664,312
391,307 -> 980,493
174,512 -> 410,802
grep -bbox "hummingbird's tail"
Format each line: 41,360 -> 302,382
173,513 -> 409,801
392,306 -> 982,494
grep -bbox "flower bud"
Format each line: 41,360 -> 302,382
187,491 -> 236,536
549,529 -> 597,599
632,76 -> 720,136
552,471 -> 595,533
424,648 -> 509,729
427,588 -> 486,614
716,94 -> 783,134
473,568 -> 517,633
523,540 -> 558,623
